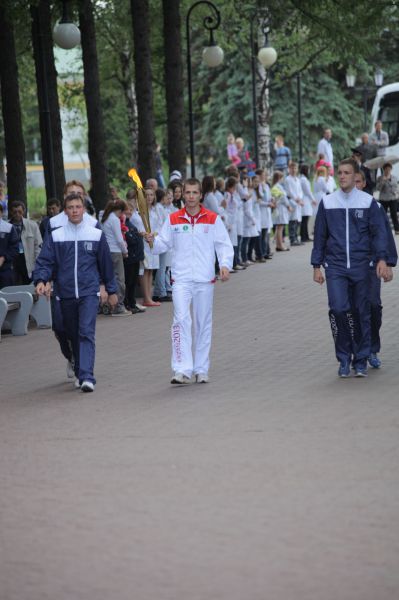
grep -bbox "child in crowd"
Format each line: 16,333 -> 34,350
227,133 -> 240,166
255,168 -> 274,259
152,190 -> 171,302
224,176 -> 243,270
313,165 -> 329,214
299,164 -> 317,242
101,199 -> 130,316
172,182 -> 184,210
271,171 -> 291,252
284,161 -> 304,247
123,201 -> 145,314
241,176 -> 257,266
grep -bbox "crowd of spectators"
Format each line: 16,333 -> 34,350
1,121 -> 398,311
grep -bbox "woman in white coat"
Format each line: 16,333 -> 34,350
241,182 -> 258,265
299,164 -> 317,242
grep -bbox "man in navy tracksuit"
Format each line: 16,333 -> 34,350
33,195 -> 118,392
43,192 -> 101,380
311,158 -> 389,377
354,171 -> 397,369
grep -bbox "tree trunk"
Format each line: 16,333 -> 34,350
31,1 -> 65,200
130,0 -> 156,182
0,6 -> 26,204
119,49 -> 138,166
162,0 -> 186,177
79,0 -> 109,210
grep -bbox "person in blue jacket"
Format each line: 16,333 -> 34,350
354,170 -> 397,369
0,203 -> 19,288
33,194 -> 118,392
43,191 -> 102,381
311,158 -> 389,378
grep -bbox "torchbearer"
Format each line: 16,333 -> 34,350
144,178 -> 234,384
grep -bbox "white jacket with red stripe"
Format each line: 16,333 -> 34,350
151,206 -> 234,283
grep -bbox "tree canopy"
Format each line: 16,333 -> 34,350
0,0 -> 398,194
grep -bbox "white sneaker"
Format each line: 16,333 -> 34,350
74,378 -> 81,389
135,303 -> 146,312
171,372 -> 191,384
66,360 -> 75,378
81,380 -> 95,392
195,373 -> 209,383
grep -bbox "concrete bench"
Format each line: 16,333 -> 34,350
0,290 -> 33,340
2,284 -> 52,329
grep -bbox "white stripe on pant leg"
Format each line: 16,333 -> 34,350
192,282 -> 214,375
171,283 -> 194,376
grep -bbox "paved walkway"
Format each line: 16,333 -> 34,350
1,243 -> 399,600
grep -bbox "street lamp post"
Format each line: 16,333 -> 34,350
186,1 -> 223,178
346,67 -> 384,131
250,13 -> 277,168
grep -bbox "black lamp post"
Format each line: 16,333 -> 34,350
186,1 -> 223,178
250,13 -> 277,168
346,68 -> 384,131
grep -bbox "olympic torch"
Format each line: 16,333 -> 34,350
128,168 -> 152,248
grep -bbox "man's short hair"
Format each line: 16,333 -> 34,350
64,193 -> 85,207
183,178 -> 201,191
64,180 -> 86,195
47,197 -> 61,207
9,200 -> 26,213
339,158 -> 360,174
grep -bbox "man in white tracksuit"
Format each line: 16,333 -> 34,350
145,178 -> 234,384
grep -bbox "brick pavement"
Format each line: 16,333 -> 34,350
1,242 -> 399,600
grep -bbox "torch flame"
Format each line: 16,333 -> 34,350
128,168 -> 143,190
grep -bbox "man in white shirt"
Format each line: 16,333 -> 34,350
317,128 -> 334,172
369,120 -> 389,157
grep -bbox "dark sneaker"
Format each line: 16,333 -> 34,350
355,367 -> 368,378
81,381 -> 95,392
338,362 -> 350,378
368,353 -> 381,369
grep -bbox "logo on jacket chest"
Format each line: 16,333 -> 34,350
84,241 -> 93,251
355,209 -> 364,219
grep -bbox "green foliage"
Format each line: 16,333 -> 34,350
270,68 -> 364,165
27,187 -> 46,216
2,0 -> 399,192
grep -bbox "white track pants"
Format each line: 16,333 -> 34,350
171,282 -> 214,377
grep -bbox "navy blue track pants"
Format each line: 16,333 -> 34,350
60,296 -> 99,384
326,265 -> 370,365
